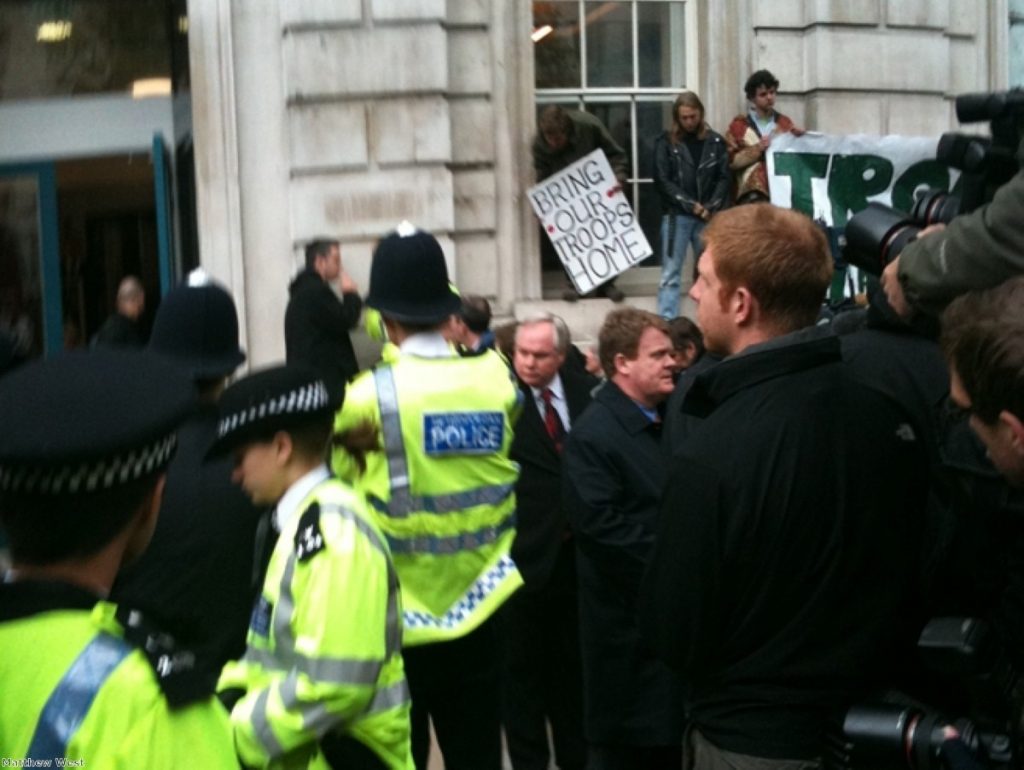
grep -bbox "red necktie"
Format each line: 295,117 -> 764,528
541,387 -> 566,451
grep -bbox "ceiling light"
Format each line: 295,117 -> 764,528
37,21 -> 72,43
131,78 -> 172,99
531,25 -> 554,43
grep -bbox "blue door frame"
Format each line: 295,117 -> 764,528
0,162 -> 62,356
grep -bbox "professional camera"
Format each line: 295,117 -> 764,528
825,618 -> 1021,770
843,89 -> 1024,276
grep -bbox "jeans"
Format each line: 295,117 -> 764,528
657,213 -> 706,319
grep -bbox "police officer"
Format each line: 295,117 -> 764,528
211,364 -> 413,770
331,223 -> 523,770
112,278 -> 264,692
0,349 -> 238,768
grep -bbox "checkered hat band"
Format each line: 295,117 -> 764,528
217,381 -> 330,439
0,433 -> 178,495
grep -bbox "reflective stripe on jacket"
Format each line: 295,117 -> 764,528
0,601 -> 237,769
219,478 -> 413,770
332,346 -> 523,646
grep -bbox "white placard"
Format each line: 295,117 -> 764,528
528,149 -> 652,295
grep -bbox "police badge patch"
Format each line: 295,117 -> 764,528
423,411 -> 504,456
294,501 -> 326,561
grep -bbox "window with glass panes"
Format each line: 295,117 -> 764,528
532,0 -> 698,269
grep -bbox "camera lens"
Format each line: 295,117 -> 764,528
844,203 -> 920,277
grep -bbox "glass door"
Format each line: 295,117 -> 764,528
0,163 -> 62,358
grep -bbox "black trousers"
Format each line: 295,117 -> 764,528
588,743 -> 682,770
500,544 -> 587,770
404,616 -> 502,770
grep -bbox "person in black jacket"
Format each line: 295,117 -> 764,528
643,204 -> 929,769
503,312 -> 596,770
653,91 -> 729,320
111,277 -> 266,695
284,237 -> 363,403
563,307 -> 683,770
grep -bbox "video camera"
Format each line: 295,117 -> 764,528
844,89 -> 1024,276
826,618 -> 1021,769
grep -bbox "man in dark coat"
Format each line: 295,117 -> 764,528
643,204 -> 928,768
112,277 -> 266,694
502,312 -> 596,770
284,237 -> 363,402
563,307 -> 683,770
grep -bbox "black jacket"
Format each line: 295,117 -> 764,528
642,328 -> 929,760
284,269 -> 363,402
510,367 -> 597,590
563,381 -> 683,745
112,404 -> 267,694
653,126 -> 730,217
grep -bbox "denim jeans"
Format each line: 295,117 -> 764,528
657,213 -> 706,319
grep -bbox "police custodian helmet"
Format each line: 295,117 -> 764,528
365,222 -> 461,325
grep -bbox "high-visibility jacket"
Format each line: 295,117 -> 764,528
219,477 -> 412,770
0,595 -> 237,769
331,345 -> 523,646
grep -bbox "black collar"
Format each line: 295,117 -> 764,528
0,578 -> 101,622
684,327 -> 841,418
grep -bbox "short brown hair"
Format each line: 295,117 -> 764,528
598,308 -> 669,379
704,204 -> 830,334
941,276 -> 1024,424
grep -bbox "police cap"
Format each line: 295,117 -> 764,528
0,349 -> 195,496
208,364 -> 333,458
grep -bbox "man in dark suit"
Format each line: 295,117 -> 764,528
502,312 -> 596,770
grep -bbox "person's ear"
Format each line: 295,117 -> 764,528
272,430 -> 295,466
1000,411 -> 1024,455
733,287 -> 758,326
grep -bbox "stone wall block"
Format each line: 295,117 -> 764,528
756,30 -> 806,93
371,0 -> 445,21
885,94 -> 954,135
290,168 -> 455,239
450,100 -> 495,164
452,234 -> 499,296
885,0 -> 949,29
949,38 -> 981,95
280,0 -> 361,26
753,0 -> 804,28
809,28 -> 947,91
448,28 -> 492,94
447,0 -> 489,25
284,27 -> 448,98
805,93 -> 883,134
947,0 -> 980,37
803,0 -> 881,26
372,98 -> 451,165
453,169 -> 496,231
289,103 -> 368,169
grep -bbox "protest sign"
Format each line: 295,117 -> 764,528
767,133 -> 957,228
528,149 -> 652,295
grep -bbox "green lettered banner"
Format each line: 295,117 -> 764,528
767,133 -> 957,228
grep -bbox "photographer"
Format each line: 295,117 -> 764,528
941,276 -> 1024,492
881,138 -> 1024,319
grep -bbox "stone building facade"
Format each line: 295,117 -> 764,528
186,0 -> 1010,364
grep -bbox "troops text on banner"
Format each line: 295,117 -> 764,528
766,133 -> 958,229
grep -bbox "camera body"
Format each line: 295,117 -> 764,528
826,618 -> 1021,770
843,89 -> 1024,276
